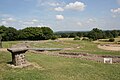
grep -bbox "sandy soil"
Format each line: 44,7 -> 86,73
98,44 -> 120,51
0,48 -> 7,52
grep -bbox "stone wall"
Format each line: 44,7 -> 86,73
13,53 -> 26,66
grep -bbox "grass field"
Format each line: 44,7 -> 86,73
0,39 -> 120,80
29,39 -> 120,55
2,41 -> 21,48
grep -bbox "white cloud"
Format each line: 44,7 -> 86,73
32,19 -> 39,22
77,22 -> 82,26
56,15 -> 64,20
23,21 -> 34,25
37,24 -> 50,27
37,0 -> 60,7
48,2 -> 60,6
7,17 -> 16,22
111,8 -> 120,13
2,17 -> 16,22
65,1 -> 86,11
54,7 -> 64,12
87,18 -> 96,23
1,21 -> 7,25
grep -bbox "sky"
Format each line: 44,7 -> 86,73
0,0 -> 120,31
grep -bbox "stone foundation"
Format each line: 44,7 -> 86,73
12,53 -> 26,66
7,48 -> 28,67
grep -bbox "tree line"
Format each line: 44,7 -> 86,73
56,28 -> 120,40
0,25 -> 54,41
0,25 -> 120,41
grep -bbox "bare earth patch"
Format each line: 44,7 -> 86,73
0,48 -> 7,52
98,44 -> 120,51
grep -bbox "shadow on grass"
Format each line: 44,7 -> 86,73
7,61 -> 13,65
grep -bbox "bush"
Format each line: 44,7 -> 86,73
82,37 -> 89,41
74,36 -> 80,40
109,38 -> 115,42
51,35 -> 58,40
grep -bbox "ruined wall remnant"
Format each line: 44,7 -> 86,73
7,48 -> 28,66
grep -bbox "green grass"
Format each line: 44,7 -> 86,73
2,41 -> 21,48
0,39 -> 120,80
29,40 -> 120,55
0,52 -> 120,80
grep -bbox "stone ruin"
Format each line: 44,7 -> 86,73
7,42 -> 62,68
7,48 -> 28,66
7,43 -> 30,67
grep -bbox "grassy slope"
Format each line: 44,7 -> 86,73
0,52 -> 120,80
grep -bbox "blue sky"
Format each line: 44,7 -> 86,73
0,0 -> 120,31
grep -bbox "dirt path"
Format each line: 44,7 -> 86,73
98,44 -> 120,51
0,48 -> 7,52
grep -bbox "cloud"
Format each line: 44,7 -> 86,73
48,2 -> 60,6
1,21 -> 7,25
0,17 -> 16,26
111,8 -> 120,13
2,17 -> 16,22
65,1 -> 86,11
56,15 -> 64,20
7,17 -> 16,22
54,7 -> 64,11
77,22 -> 82,26
37,24 -> 50,27
32,19 -> 39,22
23,21 -> 34,25
37,0 -> 60,7
87,18 -> 96,23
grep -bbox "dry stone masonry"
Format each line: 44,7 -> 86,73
7,48 -> 28,66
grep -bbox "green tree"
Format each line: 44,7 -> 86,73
111,30 -> 119,38
104,31 -> 113,38
2,27 -> 18,41
18,27 -> 53,40
18,27 -> 43,40
69,33 -> 76,38
88,28 -> 105,40
41,27 -> 53,40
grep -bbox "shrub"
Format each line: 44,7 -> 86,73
109,38 -> 115,42
51,35 -> 58,40
74,36 -> 80,40
82,37 -> 89,41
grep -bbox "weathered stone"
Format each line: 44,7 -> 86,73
7,48 -> 28,66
